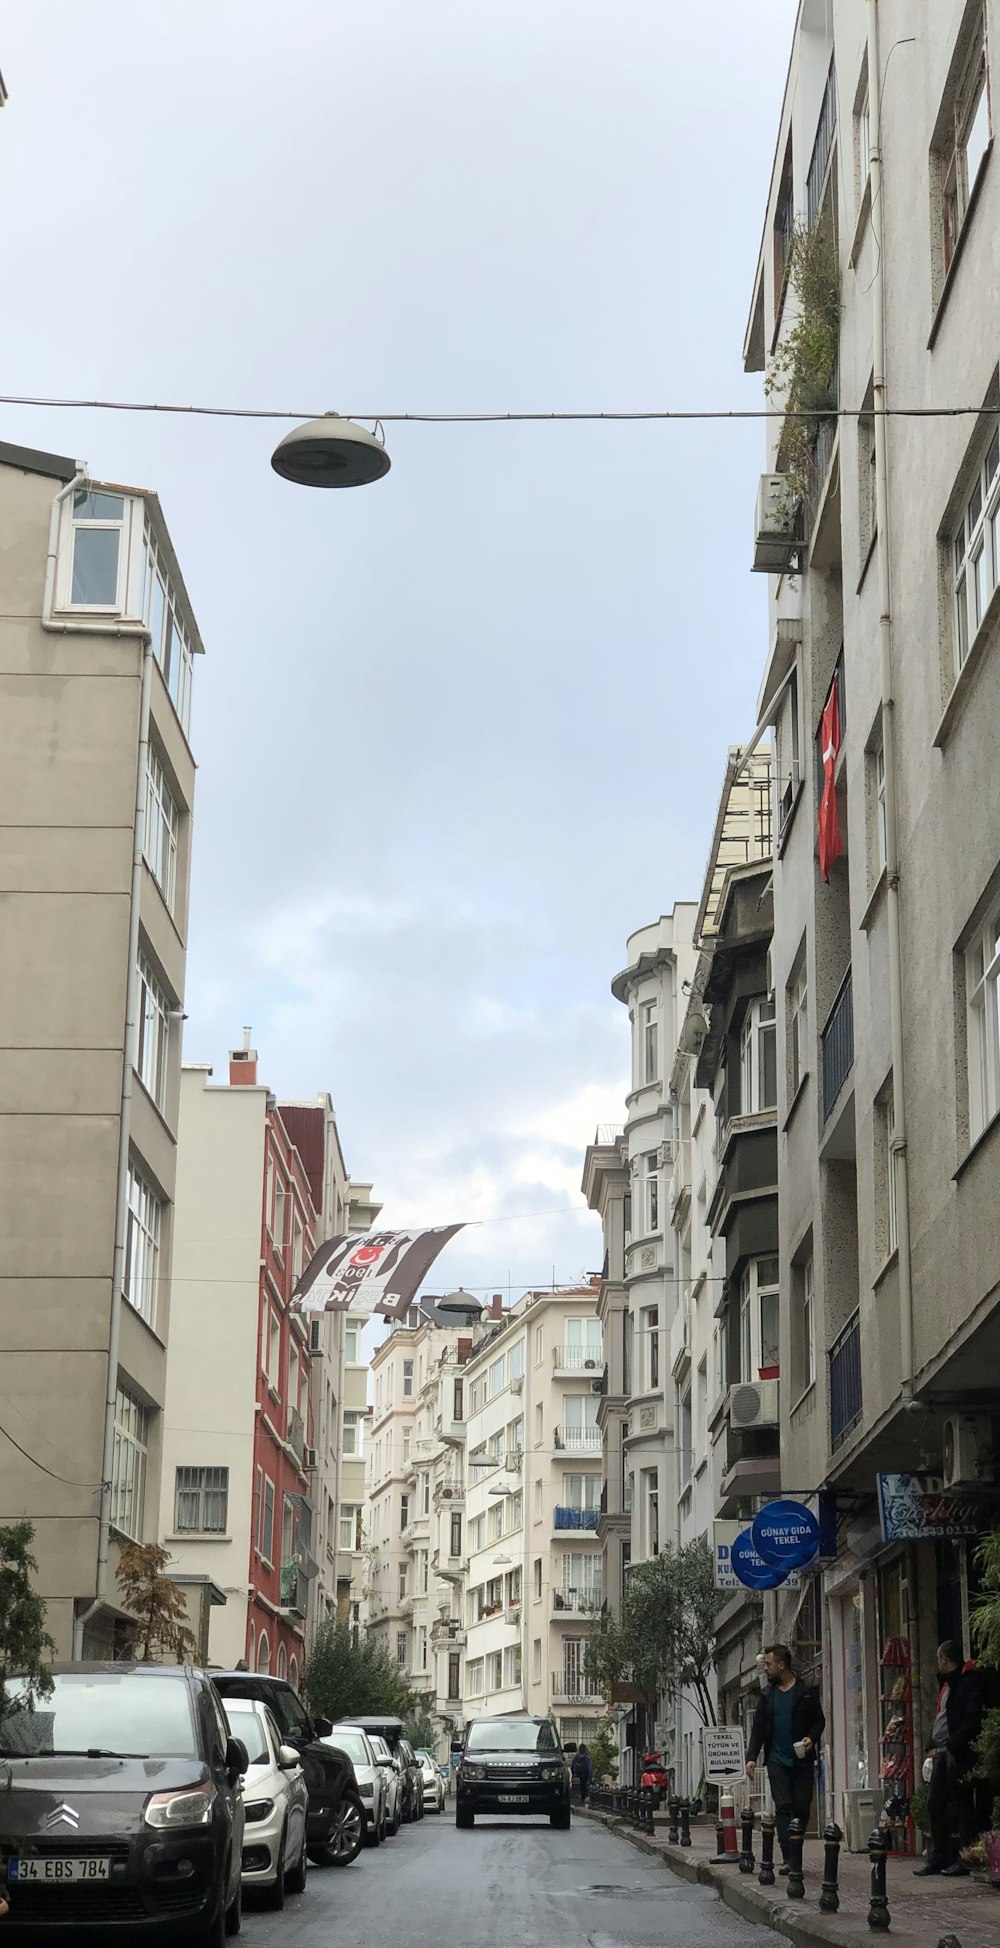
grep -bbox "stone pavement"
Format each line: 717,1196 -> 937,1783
579,1806 -> 999,1948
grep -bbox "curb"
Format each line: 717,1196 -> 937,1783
576,1809 -> 887,1948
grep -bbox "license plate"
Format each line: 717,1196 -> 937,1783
497,1794 -> 530,1804
11,1858 -> 111,1883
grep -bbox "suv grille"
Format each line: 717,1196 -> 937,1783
483,1763 -> 537,1781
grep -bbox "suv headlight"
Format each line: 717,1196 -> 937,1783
540,1764 -> 564,1780
462,1763 -> 485,1780
145,1783 -> 216,1829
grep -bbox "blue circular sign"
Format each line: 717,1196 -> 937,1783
730,1528 -> 791,1590
751,1499 -> 820,1571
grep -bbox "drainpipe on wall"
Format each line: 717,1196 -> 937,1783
72,636 -> 155,1658
868,0 -> 915,1403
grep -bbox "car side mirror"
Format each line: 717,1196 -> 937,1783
313,1715 -> 333,1738
278,1744 -> 300,1770
226,1737 -> 249,1782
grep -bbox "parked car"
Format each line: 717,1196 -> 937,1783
416,1751 -> 445,1813
368,1735 -> 403,1835
213,1671 -> 364,1867
347,1718 -> 424,1823
455,1715 -> 572,1828
320,1726 -> 388,1846
220,1696 -> 309,1908
0,1661 -> 246,1940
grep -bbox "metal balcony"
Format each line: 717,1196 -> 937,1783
553,1506 -> 600,1531
553,1426 -> 602,1455
821,969 -> 854,1121
806,55 -> 837,226
553,1346 -> 604,1376
829,1309 -> 863,1450
550,1672 -> 603,1705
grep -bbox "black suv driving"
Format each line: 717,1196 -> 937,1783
0,1662 -> 246,1940
455,1716 -> 571,1828
212,1672 -> 364,1866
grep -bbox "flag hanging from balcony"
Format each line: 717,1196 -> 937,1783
818,678 -> 843,883
291,1225 -> 464,1321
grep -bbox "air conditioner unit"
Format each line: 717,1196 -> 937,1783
511,1374 -> 524,1394
942,1414 -> 994,1490
728,1379 -> 779,1428
507,1451 -> 523,1472
753,473 -> 799,574
583,1358 -> 597,1370
441,1487 -> 454,1499
591,1376 -> 605,1395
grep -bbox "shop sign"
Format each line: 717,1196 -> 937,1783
877,1473 -> 985,1542
751,1499 -> 821,1571
731,1528 -> 793,1590
714,1520 -> 800,1592
702,1724 -> 746,1782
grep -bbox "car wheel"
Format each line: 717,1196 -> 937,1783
285,1830 -> 308,1897
550,1807 -> 572,1830
329,1789 -> 365,1866
456,1805 -> 474,1829
264,1826 -> 286,1912
225,1866 -> 243,1934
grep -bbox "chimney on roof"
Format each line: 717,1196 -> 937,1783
490,1293 -> 504,1319
229,1026 -> 258,1086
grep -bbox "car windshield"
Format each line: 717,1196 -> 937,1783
466,1719 -> 560,1754
222,1703 -> 270,1767
326,1729 -> 370,1766
0,1674 -> 197,1758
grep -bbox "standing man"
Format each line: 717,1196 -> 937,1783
571,1743 -> 593,1804
914,1640 -> 984,1877
746,1644 -> 825,1872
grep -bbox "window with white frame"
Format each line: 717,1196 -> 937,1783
489,1501 -> 503,1543
174,1465 -> 228,1534
403,1358 -> 414,1397
535,1325 -> 544,1365
396,1631 -> 408,1670
562,1472 -> 601,1511
504,1645 -> 522,1688
966,891 -> 1000,1138
467,1657 -> 484,1697
643,1305 -> 659,1389
342,1409 -> 364,1456
271,1179 -> 288,1250
789,960 -> 809,1096
876,1080 -> 898,1259
532,1638 -> 542,1682
139,522 -> 196,733
643,1000 -> 658,1083
291,1214 -> 304,1284
66,489 -> 130,608
952,422 -> 1000,672
679,1388 -> 692,1484
487,1651 -> 503,1692
489,1353 -> 507,1398
740,997 -> 777,1112
469,1513 -> 485,1552
339,1504 -> 360,1552
739,1257 -> 780,1379
144,747 -> 180,913
510,1337 -> 524,1380
507,1492 -> 523,1533
135,952 -> 171,1111
344,1323 -> 360,1363
795,1256 -> 816,1392
124,1163 -> 162,1327
644,1153 -> 659,1232
643,1469 -> 659,1554
938,6 -> 991,277
111,1382 -> 149,1539
402,1425 -> 411,1461
260,1477 -> 275,1563
398,1561 -> 408,1601
777,668 -> 801,832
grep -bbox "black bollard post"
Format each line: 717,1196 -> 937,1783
667,1795 -> 681,1845
715,1808 -> 727,1860
819,1822 -> 843,1914
867,1828 -> 890,1931
679,1798 -> 692,1847
644,1789 -> 655,1834
739,1805 -> 755,1875
786,1816 -> 805,1899
758,1810 -> 776,1887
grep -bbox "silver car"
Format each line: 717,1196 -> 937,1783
417,1749 -> 446,1813
368,1732 -> 404,1834
322,1724 -> 389,1845
223,1697 -> 309,1910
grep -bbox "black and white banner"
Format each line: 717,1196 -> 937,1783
291,1225 -> 464,1321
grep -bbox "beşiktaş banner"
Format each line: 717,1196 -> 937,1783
291,1225 -> 464,1322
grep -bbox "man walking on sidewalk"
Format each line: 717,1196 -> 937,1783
746,1644 -> 825,1873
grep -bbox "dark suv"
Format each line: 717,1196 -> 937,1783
0,1662 -> 246,1940
455,1716 -> 571,1828
212,1672 -> 364,1866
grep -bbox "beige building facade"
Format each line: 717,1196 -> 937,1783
0,440 -> 202,1656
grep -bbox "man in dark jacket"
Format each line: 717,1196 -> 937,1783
914,1640 -> 985,1877
571,1744 -> 593,1804
746,1644 -> 825,1870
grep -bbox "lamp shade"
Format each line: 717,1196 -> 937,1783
436,1288 -> 483,1318
271,414 -> 391,489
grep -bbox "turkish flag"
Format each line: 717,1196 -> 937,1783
818,681 -> 842,883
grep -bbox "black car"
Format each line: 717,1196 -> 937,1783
212,1672 -> 364,1866
455,1715 -> 571,1828
0,1662 -> 246,1941
345,1718 -> 424,1823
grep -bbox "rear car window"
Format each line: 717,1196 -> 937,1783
0,1673 -> 198,1758
327,1729 -> 370,1765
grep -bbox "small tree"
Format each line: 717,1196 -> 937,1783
0,1523 -> 55,1722
587,1721 -> 619,1782
305,1621 -> 415,1722
116,1544 -> 198,1663
586,1540 -> 719,1727
403,1709 -> 437,1752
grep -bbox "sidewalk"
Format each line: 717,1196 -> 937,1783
578,1806 -> 999,1948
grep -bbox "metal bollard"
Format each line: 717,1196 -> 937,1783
758,1811 -> 776,1887
679,1798 -> 692,1847
819,1822 -> 843,1914
786,1816 -> 805,1899
739,1805 -> 755,1874
867,1827 -> 890,1931
644,1788 -> 655,1834
667,1795 -> 681,1845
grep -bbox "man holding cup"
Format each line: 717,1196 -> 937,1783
746,1644 -> 825,1872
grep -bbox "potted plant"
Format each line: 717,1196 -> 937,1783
983,1799 -> 1000,1887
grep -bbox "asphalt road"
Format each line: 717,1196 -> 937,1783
241,1806 -> 785,1948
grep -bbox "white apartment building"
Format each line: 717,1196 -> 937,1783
462,1284 -> 606,1746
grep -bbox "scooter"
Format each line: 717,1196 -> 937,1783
639,1751 -> 670,1807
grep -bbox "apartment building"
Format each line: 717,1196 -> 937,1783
745,0 -> 1000,1833
0,442 -> 202,1657
461,1284 -> 606,1745
582,1128 -> 631,1624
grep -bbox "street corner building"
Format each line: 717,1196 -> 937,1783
0,439 -> 203,1657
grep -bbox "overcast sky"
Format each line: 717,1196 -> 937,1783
4,1 -> 792,1304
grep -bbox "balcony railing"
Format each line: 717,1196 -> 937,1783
806,56 -> 837,227
553,1588 -> 603,1615
280,1561 -> 307,1616
551,1672 -> 603,1703
553,1346 -> 604,1372
594,1123 -> 625,1146
830,1309 -> 863,1449
553,1426 -> 602,1454
287,1408 -> 305,1466
554,1506 -> 600,1531
821,969 -> 854,1121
